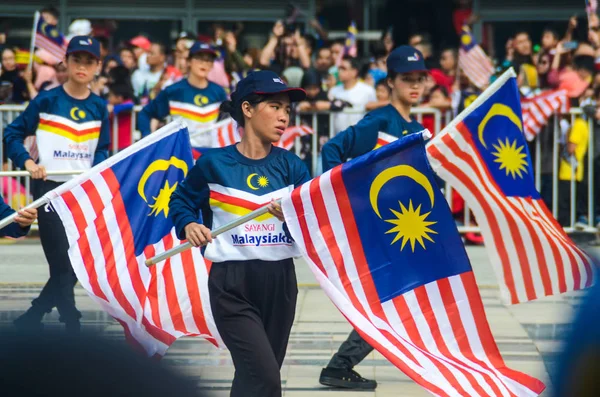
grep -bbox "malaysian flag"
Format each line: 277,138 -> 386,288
282,132 -> 545,396
426,71 -> 595,304
344,21 -> 358,58
47,121 -> 223,357
34,11 -> 67,64
521,90 -> 569,141
459,25 -> 494,90
274,124 -> 314,150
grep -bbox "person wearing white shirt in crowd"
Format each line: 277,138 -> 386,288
328,55 -> 377,134
131,42 -> 167,98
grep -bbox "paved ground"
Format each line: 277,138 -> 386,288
1,237 -> 598,396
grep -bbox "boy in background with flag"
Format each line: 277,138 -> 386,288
319,44 -> 430,390
3,36 -> 110,334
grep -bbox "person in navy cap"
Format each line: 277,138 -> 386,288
169,70 -> 310,397
4,35 -> 110,334
318,45 -> 430,390
138,41 -> 227,148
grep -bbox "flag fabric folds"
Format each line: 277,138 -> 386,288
521,89 -> 569,141
34,12 -> 67,63
426,73 -> 595,304
282,131 -> 545,396
458,25 -> 494,90
344,21 -> 358,58
47,121 -> 223,357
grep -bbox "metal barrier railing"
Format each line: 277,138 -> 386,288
1,104 -> 597,235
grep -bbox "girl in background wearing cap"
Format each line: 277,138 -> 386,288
169,70 -> 310,397
4,36 -> 110,335
138,42 -> 227,149
318,45 -> 430,391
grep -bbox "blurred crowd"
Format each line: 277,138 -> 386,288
0,3 -> 599,230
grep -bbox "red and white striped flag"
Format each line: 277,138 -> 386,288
521,90 -> 569,141
459,25 -> 494,90
47,121 -> 223,357
209,118 -> 313,151
210,118 -> 241,148
33,12 -> 67,64
426,71 -> 595,304
274,125 -> 314,150
282,132 -> 545,396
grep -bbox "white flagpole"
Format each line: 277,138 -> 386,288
144,200 -> 278,267
28,11 -> 40,72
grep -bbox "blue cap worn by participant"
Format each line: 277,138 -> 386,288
66,36 -> 101,59
189,42 -> 218,58
386,45 -> 428,74
232,70 -> 306,103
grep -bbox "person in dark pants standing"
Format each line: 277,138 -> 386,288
319,45 -> 431,390
170,70 -> 310,397
3,36 -> 110,334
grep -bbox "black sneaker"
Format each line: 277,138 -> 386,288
319,367 -> 377,390
13,309 -> 44,333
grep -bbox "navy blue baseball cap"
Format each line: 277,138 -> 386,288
387,45 -> 428,74
232,70 -> 306,103
189,42 -> 218,58
66,36 -> 101,59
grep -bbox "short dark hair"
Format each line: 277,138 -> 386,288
40,6 -> 59,20
95,36 -> 109,50
152,42 -> 167,56
430,84 -> 449,98
317,47 -> 331,56
542,27 -> 559,39
303,35 -> 316,51
108,82 -> 133,100
573,55 -> 595,75
513,31 -> 530,40
376,78 -> 390,90
341,55 -> 360,71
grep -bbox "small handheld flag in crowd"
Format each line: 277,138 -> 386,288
458,25 -> 494,90
344,21 -> 358,58
32,11 -> 67,65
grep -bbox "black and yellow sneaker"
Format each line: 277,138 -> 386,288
319,367 -> 377,390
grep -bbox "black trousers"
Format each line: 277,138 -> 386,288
31,179 -> 81,323
208,259 -> 298,397
327,329 -> 373,370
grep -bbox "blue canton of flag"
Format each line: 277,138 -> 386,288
427,71 -> 594,305
283,131 -> 545,396
48,121 -> 222,357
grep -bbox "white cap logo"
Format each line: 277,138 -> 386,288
79,40 -> 90,46
273,78 -> 284,84
407,52 -> 419,61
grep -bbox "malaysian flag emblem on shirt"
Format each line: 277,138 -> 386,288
282,132 -> 545,396
426,72 -> 595,304
459,25 -> 494,90
34,12 -> 67,63
47,121 -> 223,357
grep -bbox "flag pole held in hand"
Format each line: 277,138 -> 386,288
144,199 -> 281,267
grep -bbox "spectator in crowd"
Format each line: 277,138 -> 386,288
409,32 -> 436,69
558,115 -> 589,226
107,82 -> 135,151
243,48 -> 261,70
537,50 -> 558,89
222,30 -> 249,79
118,47 -> 136,71
0,48 -> 29,103
95,36 -> 110,62
329,39 -> 345,66
431,47 -> 457,93
107,65 -> 131,87
313,47 -> 333,86
101,54 -> 122,76
541,27 -> 560,55
382,27 -> 395,55
131,42 -> 167,99
174,31 -> 195,75
328,55 -> 377,133
138,42 -> 227,148
559,53 -> 594,99
129,35 -> 151,72
260,21 -> 311,73
507,31 -> 538,88
40,6 -> 59,26
365,78 -> 391,111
